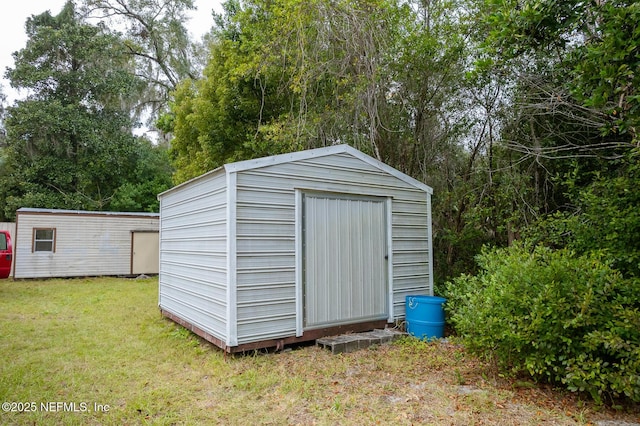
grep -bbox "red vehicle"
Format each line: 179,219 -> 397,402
0,230 -> 12,279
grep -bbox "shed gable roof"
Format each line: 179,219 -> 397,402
225,144 -> 433,194
159,144 -> 433,198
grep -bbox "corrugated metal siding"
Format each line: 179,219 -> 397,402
234,152 -> 430,344
304,194 -> 388,328
13,213 -> 158,279
391,200 -> 430,318
159,172 -> 228,343
235,182 -> 297,342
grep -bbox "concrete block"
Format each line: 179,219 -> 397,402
317,329 -> 407,354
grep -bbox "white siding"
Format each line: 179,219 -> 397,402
13,211 -> 158,279
159,171 -> 228,343
0,222 -> 16,275
234,152 -> 430,344
0,222 -> 16,236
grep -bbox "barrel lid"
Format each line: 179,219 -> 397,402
406,295 -> 447,304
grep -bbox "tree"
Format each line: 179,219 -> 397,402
430,0 -> 640,283
479,0 -> 639,146
162,0 -> 471,185
0,88 -> 6,177
81,0 -> 203,126
0,87 -> 6,147
110,140 -> 174,212
439,0 -> 640,402
0,1 -> 171,220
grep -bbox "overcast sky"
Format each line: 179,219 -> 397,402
1,0 -> 219,103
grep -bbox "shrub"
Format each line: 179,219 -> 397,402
445,243 -> 640,403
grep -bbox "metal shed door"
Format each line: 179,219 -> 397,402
303,193 -> 388,329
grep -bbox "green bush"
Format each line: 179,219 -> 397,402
445,243 -> 640,403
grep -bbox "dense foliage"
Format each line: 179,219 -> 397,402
529,156 -> 640,279
161,0 -> 470,183
155,0 -> 639,284
445,151 -> 640,402
482,0 -> 639,143
441,3 -> 640,402
445,244 -> 640,403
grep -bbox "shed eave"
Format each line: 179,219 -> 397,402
157,166 -> 226,200
344,146 -> 434,195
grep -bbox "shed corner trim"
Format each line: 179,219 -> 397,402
226,170 -> 238,347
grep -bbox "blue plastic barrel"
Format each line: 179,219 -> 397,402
406,295 -> 447,340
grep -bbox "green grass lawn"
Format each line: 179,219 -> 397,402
0,277 -> 637,425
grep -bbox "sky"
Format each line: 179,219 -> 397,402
0,0 -> 220,103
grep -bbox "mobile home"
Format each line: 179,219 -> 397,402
13,208 -> 159,279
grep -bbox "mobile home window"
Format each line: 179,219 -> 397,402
33,228 -> 56,252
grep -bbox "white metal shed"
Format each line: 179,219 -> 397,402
13,208 -> 159,279
158,145 -> 433,352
